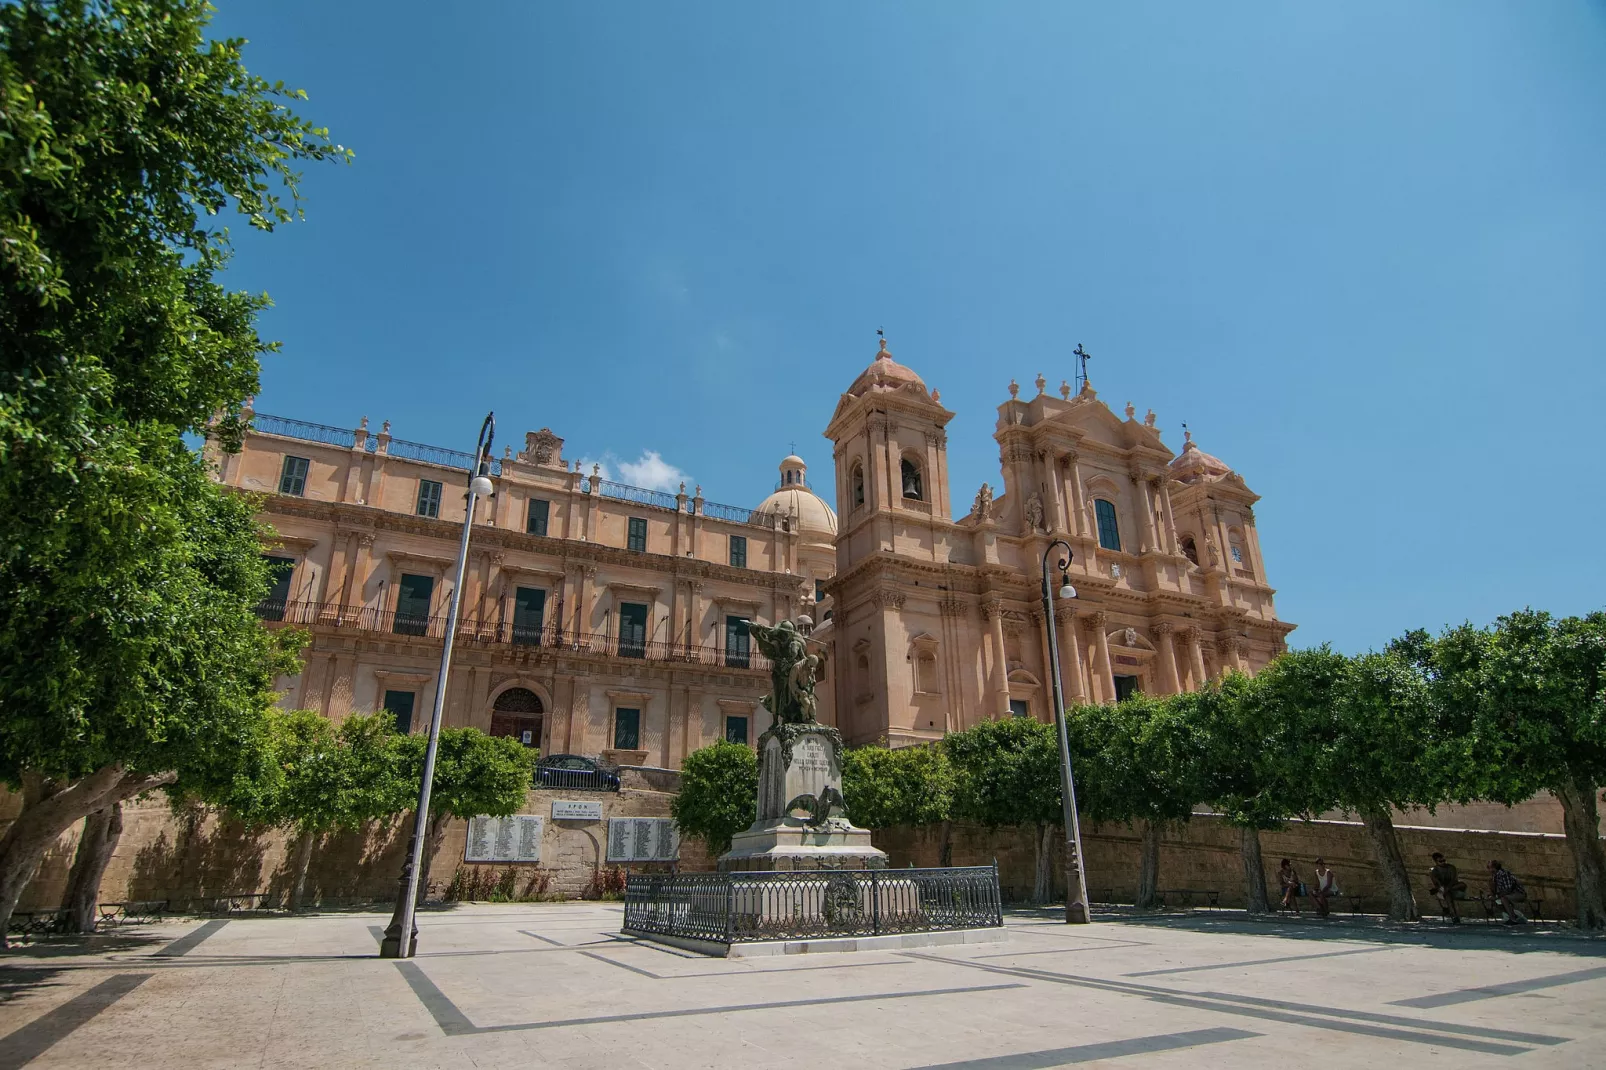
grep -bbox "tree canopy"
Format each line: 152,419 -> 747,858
672,741 -> 758,855
841,743 -> 953,831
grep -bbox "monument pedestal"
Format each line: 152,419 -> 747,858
718,723 -> 887,873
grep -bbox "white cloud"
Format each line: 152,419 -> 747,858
574,450 -> 690,492
618,450 -> 690,493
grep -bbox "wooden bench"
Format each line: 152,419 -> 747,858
1155,888 -> 1221,910
97,900 -> 169,925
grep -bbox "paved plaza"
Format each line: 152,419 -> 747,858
1,904 -> 1603,1069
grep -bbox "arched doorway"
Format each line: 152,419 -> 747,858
490,687 -> 543,749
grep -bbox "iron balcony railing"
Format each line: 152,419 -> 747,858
700,500 -> 778,528
255,600 -> 771,671
249,413 -> 503,474
250,414 -> 359,449
622,866 -> 1003,946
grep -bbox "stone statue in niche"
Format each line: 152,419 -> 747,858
972,482 -> 994,521
1123,627 -> 1138,647
1024,492 -> 1046,533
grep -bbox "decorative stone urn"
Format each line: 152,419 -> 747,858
717,620 -> 887,872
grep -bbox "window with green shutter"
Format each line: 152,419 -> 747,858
627,517 -> 647,552
527,498 -> 550,536
513,587 -> 546,645
725,716 -> 749,746
729,534 -> 747,568
394,573 -> 434,636
725,615 -> 751,669
416,479 -> 443,518
618,602 -> 648,658
613,708 -> 640,750
259,555 -> 296,620
383,690 -> 417,734
1094,499 -> 1122,552
279,455 -> 309,496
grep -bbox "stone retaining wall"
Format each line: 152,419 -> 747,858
872,813 -> 1589,918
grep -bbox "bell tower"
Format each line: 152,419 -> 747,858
822,336 -> 955,745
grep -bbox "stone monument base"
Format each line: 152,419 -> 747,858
718,820 -> 887,872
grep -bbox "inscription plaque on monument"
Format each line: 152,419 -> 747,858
464,814 -> 544,863
606,818 -> 679,862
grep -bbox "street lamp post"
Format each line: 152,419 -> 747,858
1041,539 -> 1092,924
381,412 -> 495,959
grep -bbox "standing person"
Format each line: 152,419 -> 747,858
1488,860 -> 1527,924
1311,858 -> 1338,917
1428,853 -> 1466,924
1278,858 -> 1303,913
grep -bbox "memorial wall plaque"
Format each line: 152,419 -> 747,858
606,817 -> 679,862
463,814 -> 545,863
551,800 -> 603,821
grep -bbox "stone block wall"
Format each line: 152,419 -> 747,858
872,813 -> 1591,919
7,766 -> 716,911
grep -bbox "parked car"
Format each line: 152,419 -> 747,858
536,754 -> 621,792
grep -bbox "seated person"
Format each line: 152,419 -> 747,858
1488,859 -> 1527,924
1428,852 -> 1466,923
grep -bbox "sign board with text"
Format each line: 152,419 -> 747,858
606,817 -> 679,863
463,814 -> 544,864
551,800 -> 603,821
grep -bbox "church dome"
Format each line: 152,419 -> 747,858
845,338 -> 926,398
756,455 -> 837,542
1169,431 -> 1232,484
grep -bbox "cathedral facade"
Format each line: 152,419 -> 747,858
213,340 -> 1292,762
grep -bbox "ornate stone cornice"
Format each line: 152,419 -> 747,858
981,598 -> 1005,621
1151,621 -> 1175,637
925,430 -> 947,448
939,598 -> 969,618
874,589 -> 906,609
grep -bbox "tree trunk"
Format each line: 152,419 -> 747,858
61,803 -> 124,934
1033,823 -> 1054,905
1359,805 -> 1418,921
415,811 -> 450,907
1136,819 -> 1163,909
287,828 -> 317,911
0,764 -> 151,947
938,820 -> 954,868
1553,778 -> 1606,930
1239,825 -> 1270,914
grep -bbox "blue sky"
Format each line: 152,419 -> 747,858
212,2 -> 1606,654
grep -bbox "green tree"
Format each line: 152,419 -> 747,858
841,743 -> 955,860
387,727 -> 537,905
1193,672 -> 1291,913
672,741 -> 758,856
1434,610 -> 1606,929
1069,693 -> 1209,909
945,718 -> 1062,904
0,0 -> 345,942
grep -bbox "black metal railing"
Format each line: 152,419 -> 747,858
250,413 -> 358,449
623,866 -> 1002,946
254,601 -> 772,671
700,499 -> 778,528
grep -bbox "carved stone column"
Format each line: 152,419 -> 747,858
1066,451 -> 1088,538
1055,604 -> 1086,702
1152,621 -> 1181,694
1131,471 -> 1158,554
1182,626 -> 1208,689
1089,611 -> 1115,704
983,598 -> 1011,716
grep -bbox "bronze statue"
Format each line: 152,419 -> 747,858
749,619 -> 820,725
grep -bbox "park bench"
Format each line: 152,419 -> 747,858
1155,888 -> 1221,910
5,909 -> 69,936
97,900 -> 169,925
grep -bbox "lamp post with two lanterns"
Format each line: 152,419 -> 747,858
1040,539 -> 1092,924
381,412 -> 496,959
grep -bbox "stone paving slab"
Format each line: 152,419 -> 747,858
0,904 -> 1602,1068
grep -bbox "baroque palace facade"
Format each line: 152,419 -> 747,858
211,340 -> 1293,762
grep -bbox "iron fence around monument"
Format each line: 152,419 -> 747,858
623,865 -> 1002,947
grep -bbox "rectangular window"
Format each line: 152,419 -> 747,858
526,498 -> 550,536
512,586 -> 546,645
613,708 -> 640,750
729,534 -> 747,568
278,455 -> 310,496
627,517 -> 647,552
1095,499 -> 1122,552
1113,675 -> 1140,702
1009,699 -> 1031,719
618,602 -> 648,658
725,716 -> 749,746
383,690 -> 417,734
815,579 -> 825,603
725,615 -> 751,669
416,479 -> 442,518
258,555 -> 296,621
394,573 -> 434,636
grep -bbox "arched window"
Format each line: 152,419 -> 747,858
1179,534 -> 1198,566
490,687 -> 543,748
900,457 -> 924,501
851,463 -> 865,507
1094,499 -> 1121,552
